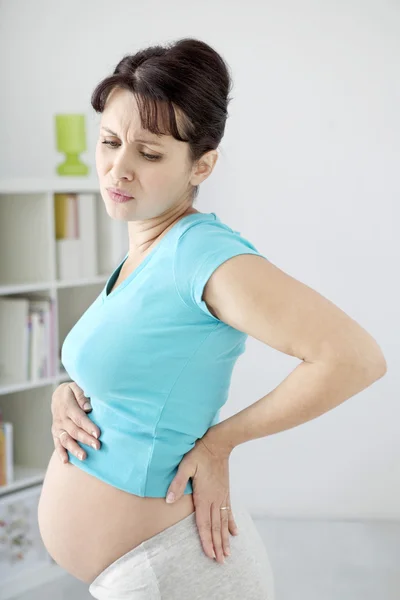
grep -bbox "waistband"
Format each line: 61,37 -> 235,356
142,509 -> 198,560
89,499 -> 248,589
142,498 -> 247,560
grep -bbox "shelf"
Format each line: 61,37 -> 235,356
0,274 -> 108,296
0,465 -> 46,497
0,177 -> 100,194
56,273 -> 109,289
0,281 -> 56,296
0,178 -> 120,599
0,376 -> 57,396
0,371 -> 71,396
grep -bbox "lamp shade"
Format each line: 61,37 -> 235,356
55,114 -> 87,153
54,113 -> 89,175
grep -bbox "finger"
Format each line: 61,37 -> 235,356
220,505 -> 231,557
227,494 -> 239,536
53,435 -> 69,464
69,405 -> 101,443
78,413 -> 100,442
54,429 -> 86,461
52,416 -> 100,456
211,504 -> 225,564
195,503 -> 216,561
67,382 -> 92,411
68,418 -> 100,450
54,383 -> 100,442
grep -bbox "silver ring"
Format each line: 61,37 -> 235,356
220,506 -> 230,510
59,430 -> 68,440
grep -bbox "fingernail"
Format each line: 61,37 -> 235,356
91,442 -> 97,450
212,550 -> 216,559
166,492 -> 175,503
92,431 -> 98,439
83,402 -> 92,411
226,548 -> 231,556
78,452 -> 84,460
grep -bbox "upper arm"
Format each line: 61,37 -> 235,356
202,254 -> 387,371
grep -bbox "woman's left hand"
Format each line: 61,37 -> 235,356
165,432 -> 239,564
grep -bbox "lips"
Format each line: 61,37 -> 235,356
107,188 -> 134,203
107,187 -> 133,199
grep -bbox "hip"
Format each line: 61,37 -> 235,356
89,499 -> 276,599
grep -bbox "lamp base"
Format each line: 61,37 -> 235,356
57,153 -> 89,176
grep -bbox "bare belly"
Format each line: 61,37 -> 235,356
37,450 -> 195,584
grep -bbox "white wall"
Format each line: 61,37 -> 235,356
1,0 -> 398,519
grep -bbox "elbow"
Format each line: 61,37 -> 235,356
349,345 -> 387,382
363,338 -> 388,380
326,339 -> 387,382
374,354 -> 387,379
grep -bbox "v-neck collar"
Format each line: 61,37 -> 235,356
102,212 -> 217,302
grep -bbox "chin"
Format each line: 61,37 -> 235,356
104,202 -> 133,220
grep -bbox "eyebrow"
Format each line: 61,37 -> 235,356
101,126 -> 164,147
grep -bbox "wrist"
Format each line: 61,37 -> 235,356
201,424 -> 236,459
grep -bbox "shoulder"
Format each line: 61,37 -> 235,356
176,214 -> 259,255
173,214 -> 267,321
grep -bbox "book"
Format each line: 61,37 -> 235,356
29,299 -> 52,379
0,297 -> 30,384
96,200 -> 129,273
0,296 -> 53,385
54,193 -> 69,239
77,193 -> 98,278
56,238 -> 81,280
54,192 -> 99,279
0,413 -> 14,486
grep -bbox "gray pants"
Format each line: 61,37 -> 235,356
88,500 -> 275,599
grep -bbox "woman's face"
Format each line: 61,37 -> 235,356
95,87 -> 195,221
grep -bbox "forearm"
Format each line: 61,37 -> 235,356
203,358 -> 386,456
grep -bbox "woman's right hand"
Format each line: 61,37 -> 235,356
51,381 -> 101,464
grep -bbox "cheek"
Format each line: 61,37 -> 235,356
151,164 -> 179,188
95,144 -> 109,174
95,144 -> 102,170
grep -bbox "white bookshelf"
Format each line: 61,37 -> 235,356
0,177 -> 129,598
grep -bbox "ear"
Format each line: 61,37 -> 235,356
190,149 -> 219,186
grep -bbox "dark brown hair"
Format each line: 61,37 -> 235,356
91,37 -> 233,203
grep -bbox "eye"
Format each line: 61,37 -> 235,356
101,141 -> 161,161
101,140 -> 120,149
140,152 -> 161,161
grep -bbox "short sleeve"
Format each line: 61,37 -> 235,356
173,220 -> 267,321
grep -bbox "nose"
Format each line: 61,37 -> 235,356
110,150 -> 134,181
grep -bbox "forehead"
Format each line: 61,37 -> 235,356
102,88 -> 141,125
101,88 -> 168,142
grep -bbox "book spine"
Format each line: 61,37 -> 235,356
0,409 -> 5,486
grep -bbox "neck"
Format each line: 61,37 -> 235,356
126,205 -> 199,257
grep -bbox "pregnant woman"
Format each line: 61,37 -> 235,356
38,38 -> 387,599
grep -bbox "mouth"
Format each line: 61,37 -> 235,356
107,188 -> 134,203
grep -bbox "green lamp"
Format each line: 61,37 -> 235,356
55,114 -> 90,176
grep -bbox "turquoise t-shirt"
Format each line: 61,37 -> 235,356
61,212 -> 266,497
